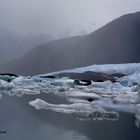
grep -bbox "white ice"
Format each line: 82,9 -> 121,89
41,63 -> 140,76
29,98 -> 119,121
0,63 -> 140,126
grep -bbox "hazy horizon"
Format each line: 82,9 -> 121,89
0,0 -> 140,69
0,0 -> 140,38
0,1 -> 140,140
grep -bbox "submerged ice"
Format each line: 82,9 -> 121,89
0,63 -> 140,127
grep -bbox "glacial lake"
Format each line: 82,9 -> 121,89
0,94 -> 140,140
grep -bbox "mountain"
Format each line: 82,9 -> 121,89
0,30 -> 52,65
0,12 -> 140,76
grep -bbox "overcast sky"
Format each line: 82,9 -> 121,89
0,0 -> 140,37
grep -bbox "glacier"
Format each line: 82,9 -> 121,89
40,63 -> 140,76
0,63 -> 140,127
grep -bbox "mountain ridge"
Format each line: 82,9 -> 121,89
1,12 -> 140,76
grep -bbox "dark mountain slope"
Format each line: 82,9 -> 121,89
1,12 -> 140,76
0,31 -> 52,66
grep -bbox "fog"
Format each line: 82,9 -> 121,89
0,0 -> 140,66
0,0 -> 140,37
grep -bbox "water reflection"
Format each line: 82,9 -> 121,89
0,123 -> 89,140
0,94 -> 140,140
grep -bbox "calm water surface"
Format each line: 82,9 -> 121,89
0,94 -> 139,140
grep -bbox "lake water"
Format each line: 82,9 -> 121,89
0,94 -> 140,140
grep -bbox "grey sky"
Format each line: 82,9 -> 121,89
0,0 -> 140,37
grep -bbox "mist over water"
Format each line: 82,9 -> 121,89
0,1 -> 140,140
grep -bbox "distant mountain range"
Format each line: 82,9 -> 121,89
0,12 -> 140,76
0,31 -> 52,65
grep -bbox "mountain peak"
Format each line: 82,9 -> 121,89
1,12 -> 140,76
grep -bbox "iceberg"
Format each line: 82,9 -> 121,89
0,63 -> 140,127
29,98 -> 119,121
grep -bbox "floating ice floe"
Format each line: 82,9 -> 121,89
0,63 -> 140,127
29,98 -> 119,121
